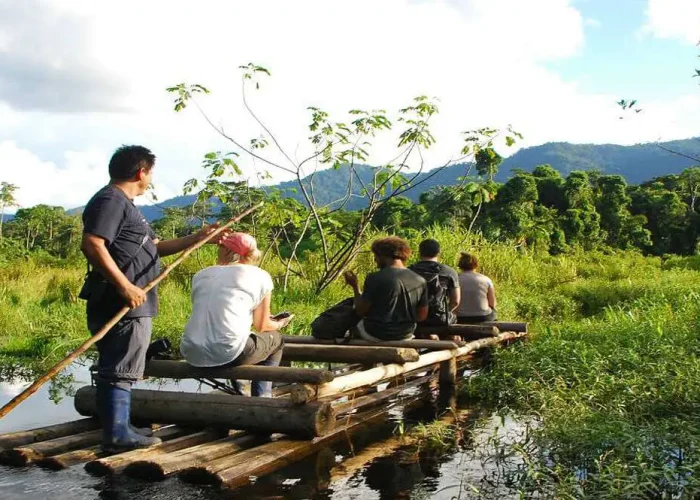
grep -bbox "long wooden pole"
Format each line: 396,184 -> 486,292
0,202 -> 263,420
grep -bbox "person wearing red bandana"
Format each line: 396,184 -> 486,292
180,232 -> 290,397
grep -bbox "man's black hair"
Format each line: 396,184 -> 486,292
418,238 -> 440,258
108,145 -> 156,181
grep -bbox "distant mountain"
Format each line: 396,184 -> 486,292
68,137 -> 700,221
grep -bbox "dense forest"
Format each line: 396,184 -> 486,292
2,161 -> 700,264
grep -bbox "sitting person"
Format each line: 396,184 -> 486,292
455,252 -> 497,324
343,237 -> 428,342
409,239 -> 460,326
180,232 -> 291,397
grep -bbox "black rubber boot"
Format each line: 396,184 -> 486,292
96,380 -> 162,453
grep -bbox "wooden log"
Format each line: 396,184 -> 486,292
282,335 -> 462,350
0,418 -> 100,450
482,321 -> 528,333
179,393 -> 429,488
333,372 -> 436,415
86,428 -> 227,476
144,359 -> 334,384
439,357 -> 457,386
281,344 -> 420,364
124,433 -> 267,480
36,425 -> 187,471
0,429 -> 102,466
415,324 -> 498,339
290,332 -> 524,403
74,387 -> 335,438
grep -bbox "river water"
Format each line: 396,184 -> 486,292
0,362 -> 528,499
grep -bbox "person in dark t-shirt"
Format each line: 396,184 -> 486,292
81,145 -> 222,452
343,237 -> 428,341
409,238 -> 460,326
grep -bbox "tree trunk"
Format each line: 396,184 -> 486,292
74,387 -> 336,438
281,335 -> 462,351
281,344 -> 420,364
143,359 -> 334,384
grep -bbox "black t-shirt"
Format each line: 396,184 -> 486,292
82,185 -> 161,323
361,267 -> 428,340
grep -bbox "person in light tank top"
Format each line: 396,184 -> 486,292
455,252 -> 497,324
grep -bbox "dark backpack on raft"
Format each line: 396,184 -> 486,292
311,298 -> 360,342
410,263 -> 451,326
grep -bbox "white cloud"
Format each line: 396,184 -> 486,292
0,141 -> 107,210
642,0 -> 700,44
0,0 -> 697,210
584,18 -> 602,28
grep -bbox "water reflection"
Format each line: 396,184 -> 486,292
0,358 -> 528,500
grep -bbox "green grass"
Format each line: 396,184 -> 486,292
463,255 -> 700,498
2,228 -> 700,496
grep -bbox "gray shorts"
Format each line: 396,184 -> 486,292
231,330 -> 284,366
89,317 -> 152,382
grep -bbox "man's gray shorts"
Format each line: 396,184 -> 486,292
89,317 -> 152,382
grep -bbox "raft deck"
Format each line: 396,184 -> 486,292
0,326 -> 526,490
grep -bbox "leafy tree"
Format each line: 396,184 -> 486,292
532,164 -> 565,210
0,182 -> 19,241
168,65 -> 522,291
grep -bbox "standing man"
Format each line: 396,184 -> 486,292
81,145 -> 220,452
409,239 -> 460,326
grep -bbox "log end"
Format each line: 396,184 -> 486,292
85,459 -> 114,476
35,456 -> 68,471
313,402 -> 336,437
179,466 -> 224,486
123,461 -> 168,481
396,348 -> 420,363
290,384 -> 318,405
0,448 -> 36,467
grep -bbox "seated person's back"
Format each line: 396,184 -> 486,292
363,266 -> 427,340
182,263 -> 272,367
181,233 -> 291,398
455,252 -> 497,323
344,237 -> 428,341
409,239 -> 460,325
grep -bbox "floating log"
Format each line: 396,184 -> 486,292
482,321 -> 528,333
143,359 -> 334,384
0,429 -> 102,466
0,417 -> 100,450
333,372 -> 436,415
281,344 -> 420,364
290,332 -> 525,403
124,433 -> 267,480
74,387 -> 335,438
36,425 -> 187,471
179,393 -> 428,488
282,335 -> 462,350
86,428 -> 227,476
415,324 -> 498,339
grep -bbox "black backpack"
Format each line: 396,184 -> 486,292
410,263 -> 451,325
310,298 -> 360,342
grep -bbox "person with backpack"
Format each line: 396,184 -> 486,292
343,237 -> 428,342
408,239 -> 461,327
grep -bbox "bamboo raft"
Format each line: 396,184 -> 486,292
0,323 -> 526,491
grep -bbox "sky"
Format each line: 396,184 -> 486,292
0,0 -> 698,211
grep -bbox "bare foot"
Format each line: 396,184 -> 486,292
449,335 -> 462,342
428,334 -> 439,341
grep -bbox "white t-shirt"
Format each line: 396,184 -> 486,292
456,271 -> 494,317
181,264 -> 274,367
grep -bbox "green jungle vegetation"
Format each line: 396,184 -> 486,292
2,64 -> 700,497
